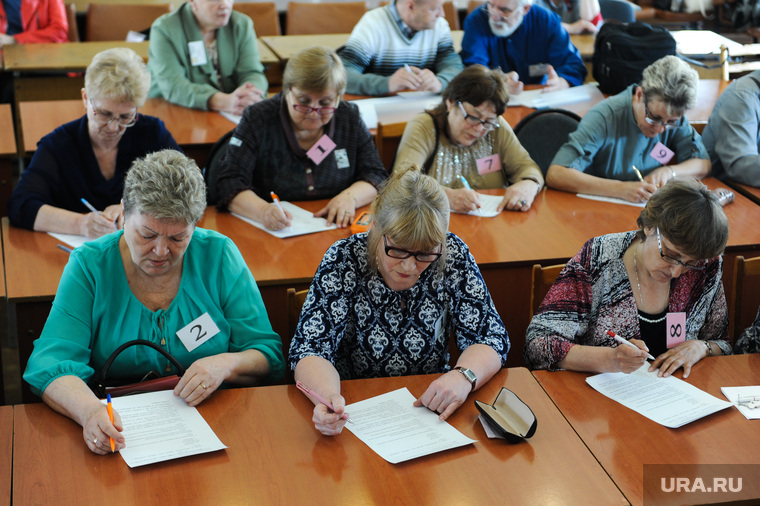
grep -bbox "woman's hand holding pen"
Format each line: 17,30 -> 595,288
445,187 -> 481,214
312,393 -> 349,436
262,202 -> 292,231
617,180 -> 657,203
79,204 -> 121,238
413,371 -> 471,421
610,338 -> 650,373
84,402 -> 125,455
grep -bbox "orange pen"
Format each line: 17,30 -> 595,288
106,394 -> 115,452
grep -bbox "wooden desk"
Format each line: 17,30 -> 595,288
534,354 -> 760,506
0,406 -> 11,504
260,33 -> 350,63
13,369 -> 626,504
2,41 -> 149,72
0,104 -> 15,219
19,98 -> 235,168
726,178 -> 760,206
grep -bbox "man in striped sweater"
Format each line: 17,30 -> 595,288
338,0 -> 463,96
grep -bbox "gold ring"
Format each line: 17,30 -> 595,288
201,383 -> 207,390
93,438 -> 98,444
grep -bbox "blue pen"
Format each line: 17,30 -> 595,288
57,244 -> 73,254
80,198 -> 102,216
459,176 -> 481,214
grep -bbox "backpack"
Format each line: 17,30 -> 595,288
592,22 -> 677,95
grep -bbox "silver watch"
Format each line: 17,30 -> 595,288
454,366 -> 477,390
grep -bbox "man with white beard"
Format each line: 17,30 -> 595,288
460,0 -> 586,95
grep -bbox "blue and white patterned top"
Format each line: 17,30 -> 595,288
289,232 -> 510,378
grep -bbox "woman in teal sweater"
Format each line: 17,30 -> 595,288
24,150 -> 284,455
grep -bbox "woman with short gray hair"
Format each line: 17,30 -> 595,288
24,150 -> 284,455
640,55 -> 699,117
9,47 -> 181,239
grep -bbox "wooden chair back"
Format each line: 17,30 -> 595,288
720,43 -> 760,81
233,2 -> 281,36
65,2 -> 80,42
285,288 -> 309,384
530,263 -> 566,320
467,0 -> 484,13
729,255 -> 760,344
285,1 -> 367,34
85,3 -> 171,41
443,1 -> 460,29
375,121 -> 407,172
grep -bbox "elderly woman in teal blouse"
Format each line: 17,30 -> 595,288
147,0 -> 267,115
24,150 -> 283,455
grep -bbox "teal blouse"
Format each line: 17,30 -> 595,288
24,228 -> 284,396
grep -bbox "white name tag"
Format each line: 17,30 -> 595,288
188,40 -> 207,66
177,312 -> 220,352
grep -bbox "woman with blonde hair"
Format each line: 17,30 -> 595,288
9,47 -> 180,238
290,166 -> 509,436
216,46 -> 387,230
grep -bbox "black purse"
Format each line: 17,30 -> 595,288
91,340 -> 186,398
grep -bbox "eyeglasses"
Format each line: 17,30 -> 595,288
89,100 -> 138,127
383,235 -> 442,263
291,103 -> 337,115
656,227 -> 706,271
458,102 -> 500,131
481,1 -> 521,23
643,97 -> 684,129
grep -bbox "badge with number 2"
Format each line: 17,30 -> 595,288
666,312 -> 686,349
177,312 -> 220,352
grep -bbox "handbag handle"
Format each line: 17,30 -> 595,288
94,340 -> 186,394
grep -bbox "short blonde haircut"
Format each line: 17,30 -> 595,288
123,150 -> 206,225
282,46 -> 347,95
85,47 -> 150,106
367,165 -> 449,273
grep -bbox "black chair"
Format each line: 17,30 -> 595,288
203,130 -> 234,206
513,109 -> 581,176
599,0 -> 637,23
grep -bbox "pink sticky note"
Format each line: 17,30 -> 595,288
666,312 -> 686,348
476,153 -> 501,175
649,142 -> 674,165
306,134 -> 337,165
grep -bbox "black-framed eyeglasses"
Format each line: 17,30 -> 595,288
458,102 -> 500,131
89,99 -> 138,127
383,235 -> 442,263
481,1 -> 520,23
656,227 -> 706,271
643,97 -> 684,129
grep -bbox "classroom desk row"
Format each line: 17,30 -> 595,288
4,176 -> 760,402
7,354 -> 760,505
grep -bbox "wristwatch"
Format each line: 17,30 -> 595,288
454,366 -> 477,390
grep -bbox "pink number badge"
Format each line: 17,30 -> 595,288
476,154 -> 501,175
666,312 -> 686,348
649,142 -> 674,165
306,135 -> 337,165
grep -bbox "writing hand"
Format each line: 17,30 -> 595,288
388,66 -> 423,92
312,393 -> 349,436
542,66 -> 570,93
83,404 -> 125,454
446,187 -> 482,213
611,338 -> 649,373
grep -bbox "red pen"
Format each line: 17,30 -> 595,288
296,381 -> 351,423
606,330 -> 655,361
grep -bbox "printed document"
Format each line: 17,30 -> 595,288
108,390 -> 227,468
354,94 -> 441,129
344,387 -> 476,464
233,201 -> 336,238
721,386 -> 760,420
453,193 -> 504,217
586,364 -> 732,428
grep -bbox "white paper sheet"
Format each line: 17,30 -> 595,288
344,387 -> 476,464
219,111 -> 242,125
507,83 -> 603,109
586,364 -> 732,428
48,232 -> 89,249
232,201 -> 336,238
721,386 -> 760,420
672,30 -> 742,58
353,95 -> 441,129
107,390 -> 227,468
452,193 -> 503,217
577,193 -> 646,207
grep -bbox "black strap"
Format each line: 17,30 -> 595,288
94,340 -> 186,392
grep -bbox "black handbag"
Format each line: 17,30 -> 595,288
91,340 -> 186,398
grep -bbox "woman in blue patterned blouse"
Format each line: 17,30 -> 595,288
289,167 -> 510,436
